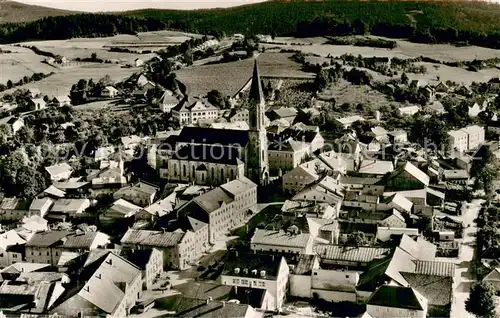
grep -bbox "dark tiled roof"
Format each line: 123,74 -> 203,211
401,272 -> 453,306
174,282 -> 232,301
177,127 -> 249,147
125,249 -> 154,270
414,260 -> 455,277
172,144 -> 243,165
26,231 -> 71,247
63,232 -> 99,249
367,285 -> 425,310
249,60 -> 264,104
315,245 -> 391,263
291,254 -> 317,275
121,229 -> 184,247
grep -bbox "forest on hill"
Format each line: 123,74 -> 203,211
0,0 -> 499,48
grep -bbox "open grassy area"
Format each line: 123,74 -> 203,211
264,36 -> 500,62
1,63 -> 139,97
0,48 -> 55,84
176,52 -> 314,98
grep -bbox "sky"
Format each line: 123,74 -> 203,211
15,0 -> 269,12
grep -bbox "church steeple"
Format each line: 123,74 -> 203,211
249,60 -> 265,105
248,60 -> 265,131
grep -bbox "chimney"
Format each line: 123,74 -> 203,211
222,301 -> 226,307
206,296 -> 212,305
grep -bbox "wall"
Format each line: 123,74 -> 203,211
144,248 -> 163,290
290,274 -> 311,298
367,304 -> 426,318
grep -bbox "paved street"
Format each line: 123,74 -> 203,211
450,199 -> 484,318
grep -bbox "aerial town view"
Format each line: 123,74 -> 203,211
0,0 -> 499,317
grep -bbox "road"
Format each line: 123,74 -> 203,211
450,199 -> 484,318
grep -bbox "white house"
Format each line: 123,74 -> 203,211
398,105 -> 421,116
221,252 -> 289,311
159,90 -> 180,113
101,86 -> 119,98
52,96 -> 72,107
6,117 -> 24,135
483,268 -> 500,292
134,58 -> 144,67
0,230 -> 26,268
28,98 -> 46,111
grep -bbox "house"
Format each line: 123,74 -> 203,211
456,84 -> 473,96
124,248 -> 163,290
443,169 -> 469,184
366,285 -> 428,318
388,130 -> 408,144
434,82 -> 449,93
19,215 -> 49,241
0,230 -> 26,268
27,88 -> 40,98
45,162 -> 73,181
335,115 -> 365,129
177,176 -> 258,244
221,252 -> 289,311
48,198 -> 91,220
266,107 -> 298,124
398,105 -> 421,117
379,162 -> 429,191
52,178 -> 90,196
251,228 -> 314,255
448,125 -> 485,152
135,193 -> 176,222
113,181 -> 159,207
292,176 -> 344,213
469,100 -> 488,117
483,268 -> 500,292
159,296 -> 259,317
25,231 -> 110,266
6,117 -> 24,134
282,161 -> 320,193
99,199 -> 142,222
101,86 -> 119,98
358,135 -> 381,153
28,98 -> 46,111
29,198 -> 54,218
121,229 -> 196,270
159,90 -> 180,113
282,200 -> 337,219
89,159 -> 127,188
0,198 -> 30,221
289,255 -> 320,298
51,252 -> 142,317
52,95 -> 71,107
171,97 -> 219,126
94,146 -> 115,161
134,58 -> 144,67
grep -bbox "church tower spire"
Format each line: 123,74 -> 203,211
246,60 -> 269,185
248,59 -> 265,131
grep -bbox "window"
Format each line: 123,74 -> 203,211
221,168 -> 224,181
192,166 -> 195,178
183,165 -> 186,177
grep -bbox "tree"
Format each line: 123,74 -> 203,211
465,281 -> 497,318
347,231 -> 368,246
471,146 -> 498,198
207,90 -> 229,109
91,52 -> 97,61
6,80 -> 13,89
401,72 -> 409,85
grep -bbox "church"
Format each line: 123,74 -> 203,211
161,60 -> 270,186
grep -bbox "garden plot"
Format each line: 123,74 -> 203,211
1,64 -> 139,97
407,62 -> 500,86
0,51 -> 55,84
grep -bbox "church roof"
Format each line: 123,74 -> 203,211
172,144 -> 244,165
177,127 -> 249,147
249,60 -> 265,105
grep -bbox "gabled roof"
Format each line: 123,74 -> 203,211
45,163 -> 72,177
0,230 -> 26,251
383,193 -> 413,213
413,260 -> 455,277
315,245 -> 391,263
220,176 -> 257,197
187,216 -> 208,232
26,231 -> 71,247
109,199 -> 142,217
367,285 -> 426,311
251,229 -> 312,249
381,162 -> 429,187
193,187 -> 233,213
121,229 -> 185,247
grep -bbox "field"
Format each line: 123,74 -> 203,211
1,63 -> 139,97
0,46 -> 56,84
319,79 -> 401,111
264,36 -> 500,62
19,30 -> 197,63
408,62 -> 500,86
176,52 -> 315,97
